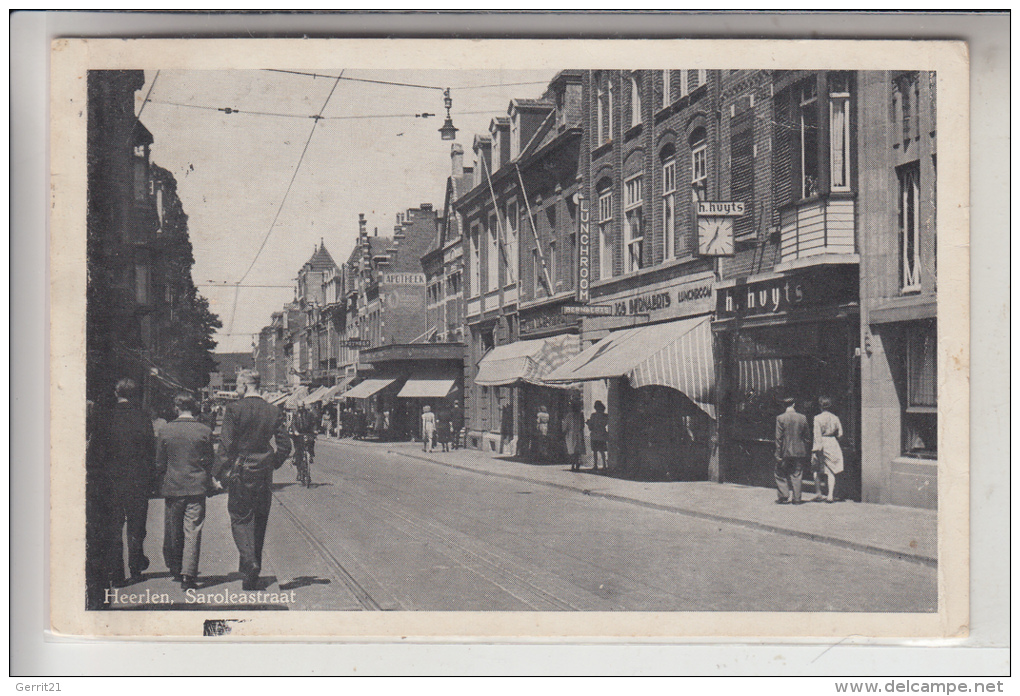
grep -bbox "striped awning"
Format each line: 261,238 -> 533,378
544,315 -> 716,418
474,334 -> 580,387
342,378 -> 397,400
320,375 -> 356,402
738,358 -> 784,394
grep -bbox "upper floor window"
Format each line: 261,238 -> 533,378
661,70 -> 671,109
510,118 -> 520,160
549,240 -> 557,287
690,128 -> 708,198
505,201 -> 519,286
607,79 -> 615,142
898,161 -> 922,292
470,224 -> 481,297
829,73 -> 852,191
598,188 -> 614,280
596,81 -> 606,146
487,214 -> 500,291
680,69 -> 707,97
629,74 -> 642,128
661,156 -> 677,261
799,80 -> 820,198
624,174 -> 644,273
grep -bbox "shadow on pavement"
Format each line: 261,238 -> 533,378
278,575 -> 332,591
195,572 -> 245,589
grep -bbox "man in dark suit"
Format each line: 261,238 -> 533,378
213,371 -> 291,590
156,392 -> 214,590
92,378 -> 157,586
774,396 -> 811,504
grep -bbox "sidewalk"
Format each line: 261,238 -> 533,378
340,438 -> 937,566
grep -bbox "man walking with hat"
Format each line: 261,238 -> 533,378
214,370 -> 291,590
774,396 -> 810,505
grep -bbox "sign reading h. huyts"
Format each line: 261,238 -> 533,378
576,196 -> 590,304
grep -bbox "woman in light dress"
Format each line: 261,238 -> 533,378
420,405 -> 437,452
812,395 -> 844,503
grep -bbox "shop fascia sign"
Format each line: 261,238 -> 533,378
338,338 -> 372,348
586,273 -> 715,320
717,267 -> 857,318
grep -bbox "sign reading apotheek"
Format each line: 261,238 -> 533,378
382,273 -> 425,285
576,196 -> 591,303
588,273 -> 715,322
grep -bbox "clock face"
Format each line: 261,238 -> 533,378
698,216 -> 734,256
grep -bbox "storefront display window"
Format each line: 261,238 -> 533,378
903,320 -> 937,458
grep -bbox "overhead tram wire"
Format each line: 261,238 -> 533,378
146,98 -> 502,122
224,70 -> 345,335
261,68 -> 550,91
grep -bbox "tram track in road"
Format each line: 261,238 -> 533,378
272,492 -> 385,611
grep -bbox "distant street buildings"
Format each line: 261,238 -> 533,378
247,68 -> 937,509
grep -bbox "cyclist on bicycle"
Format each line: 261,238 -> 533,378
290,405 -> 317,486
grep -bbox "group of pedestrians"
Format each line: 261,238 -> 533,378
419,402 -> 462,452
87,370 -> 293,607
773,396 -> 845,505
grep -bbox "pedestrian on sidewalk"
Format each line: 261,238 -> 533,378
812,396 -> 844,503
155,393 -> 214,590
562,399 -> 583,471
92,377 -> 157,588
774,396 -> 810,505
436,408 -> 452,452
451,399 -> 464,449
586,401 -> 609,471
421,405 -> 437,452
214,370 -> 292,591
535,405 -> 551,461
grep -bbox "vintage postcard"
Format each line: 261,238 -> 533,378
50,38 -> 969,640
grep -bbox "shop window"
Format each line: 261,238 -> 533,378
898,161 -> 922,292
624,174 -> 644,272
598,188 -> 614,280
829,73 -> 852,191
903,322 -> 937,458
661,155 -> 677,260
798,80 -> 820,198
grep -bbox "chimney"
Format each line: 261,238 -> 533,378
450,143 -> 464,179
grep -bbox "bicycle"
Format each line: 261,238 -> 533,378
294,433 -> 314,487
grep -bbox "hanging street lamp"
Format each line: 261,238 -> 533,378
438,88 -> 458,141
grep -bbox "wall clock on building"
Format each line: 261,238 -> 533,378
697,216 -> 735,256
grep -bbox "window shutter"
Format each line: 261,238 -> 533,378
771,92 -> 796,226
730,109 -> 755,238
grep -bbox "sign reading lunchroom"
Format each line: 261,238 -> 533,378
582,272 -> 715,322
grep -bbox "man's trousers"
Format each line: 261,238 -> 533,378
774,456 -> 806,503
226,468 -> 273,577
163,495 -> 206,578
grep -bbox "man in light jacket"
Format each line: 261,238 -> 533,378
156,393 -> 214,590
774,397 -> 810,505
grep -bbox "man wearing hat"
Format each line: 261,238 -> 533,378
774,396 -> 810,505
214,370 -> 291,590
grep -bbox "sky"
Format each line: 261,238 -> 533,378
138,68 -> 559,353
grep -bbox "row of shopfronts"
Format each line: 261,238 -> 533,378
463,263 -> 863,499
261,343 -> 464,444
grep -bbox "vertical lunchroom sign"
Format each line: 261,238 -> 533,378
576,194 -> 590,303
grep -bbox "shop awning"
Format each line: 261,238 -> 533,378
473,334 -> 580,387
268,392 -> 290,406
320,375 -> 356,402
304,386 -> 330,404
342,378 -> 397,400
544,315 -> 716,417
283,386 -> 310,409
397,378 -> 456,399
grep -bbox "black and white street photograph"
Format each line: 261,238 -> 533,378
45,36 -> 973,642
